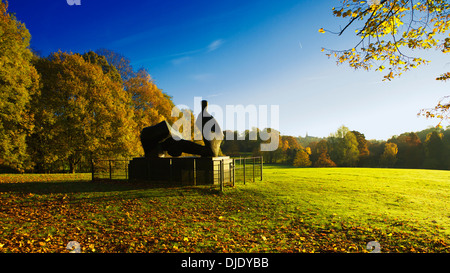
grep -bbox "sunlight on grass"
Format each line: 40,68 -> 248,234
254,167 -> 450,235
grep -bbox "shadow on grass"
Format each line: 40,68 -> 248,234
0,179 -> 222,197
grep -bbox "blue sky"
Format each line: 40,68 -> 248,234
8,0 -> 449,140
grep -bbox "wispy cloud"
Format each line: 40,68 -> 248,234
207,39 -> 224,52
170,39 -> 224,65
132,39 -> 225,66
206,92 -> 224,98
190,73 -> 214,82
171,56 -> 192,65
132,49 -> 201,66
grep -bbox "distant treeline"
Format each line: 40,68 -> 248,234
221,126 -> 450,170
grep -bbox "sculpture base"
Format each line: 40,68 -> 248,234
128,156 -> 233,186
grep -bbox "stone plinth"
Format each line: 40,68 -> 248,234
128,156 -> 233,186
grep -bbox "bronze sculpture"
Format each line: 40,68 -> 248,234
140,100 -> 223,158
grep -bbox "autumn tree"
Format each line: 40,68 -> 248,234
124,68 -> 176,155
0,1 -> 39,171
97,49 -> 177,156
315,152 -> 337,167
293,148 -> 312,167
307,141 -> 319,163
275,135 -> 301,164
389,132 -> 424,168
416,126 -> 444,141
328,126 -> 360,166
367,140 -> 386,166
96,48 -> 136,82
264,134 -> 287,163
341,131 -> 361,166
321,0 -> 450,124
237,128 -> 262,155
443,127 -> 450,168
423,130 -> 447,169
317,139 -> 330,155
29,51 -> 137,173
351,131 -> 370,156
313,139 -> 337,167
125,69 -> 176,126
260,129 -> 283,163
380,142 -> 398,167
82,51 -> 122,83
282,136 -> 302,150
222,130 -> 241,156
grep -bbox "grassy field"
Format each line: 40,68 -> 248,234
0,166 -> 448,253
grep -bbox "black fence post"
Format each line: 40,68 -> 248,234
169,158 -> 173,184
232,159 -> 235,187
252,157 -> 255,182
125,159 -> 128,180
260,156 -> 263,181
243,158 -> 246,185
91,158 -> 95,182
193,158 -> 196,186
229,161 -> 232,186
109,160 -> 112,181
220,159 -> 224,192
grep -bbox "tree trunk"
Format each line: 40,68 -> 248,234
69,162 -> 76,174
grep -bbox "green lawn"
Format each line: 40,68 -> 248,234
0,167 -> 448,253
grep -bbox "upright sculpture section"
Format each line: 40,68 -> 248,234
128,100 -> 232,185
195,100 -> 223,157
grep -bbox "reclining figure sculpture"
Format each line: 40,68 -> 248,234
140,100 -> 223,158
